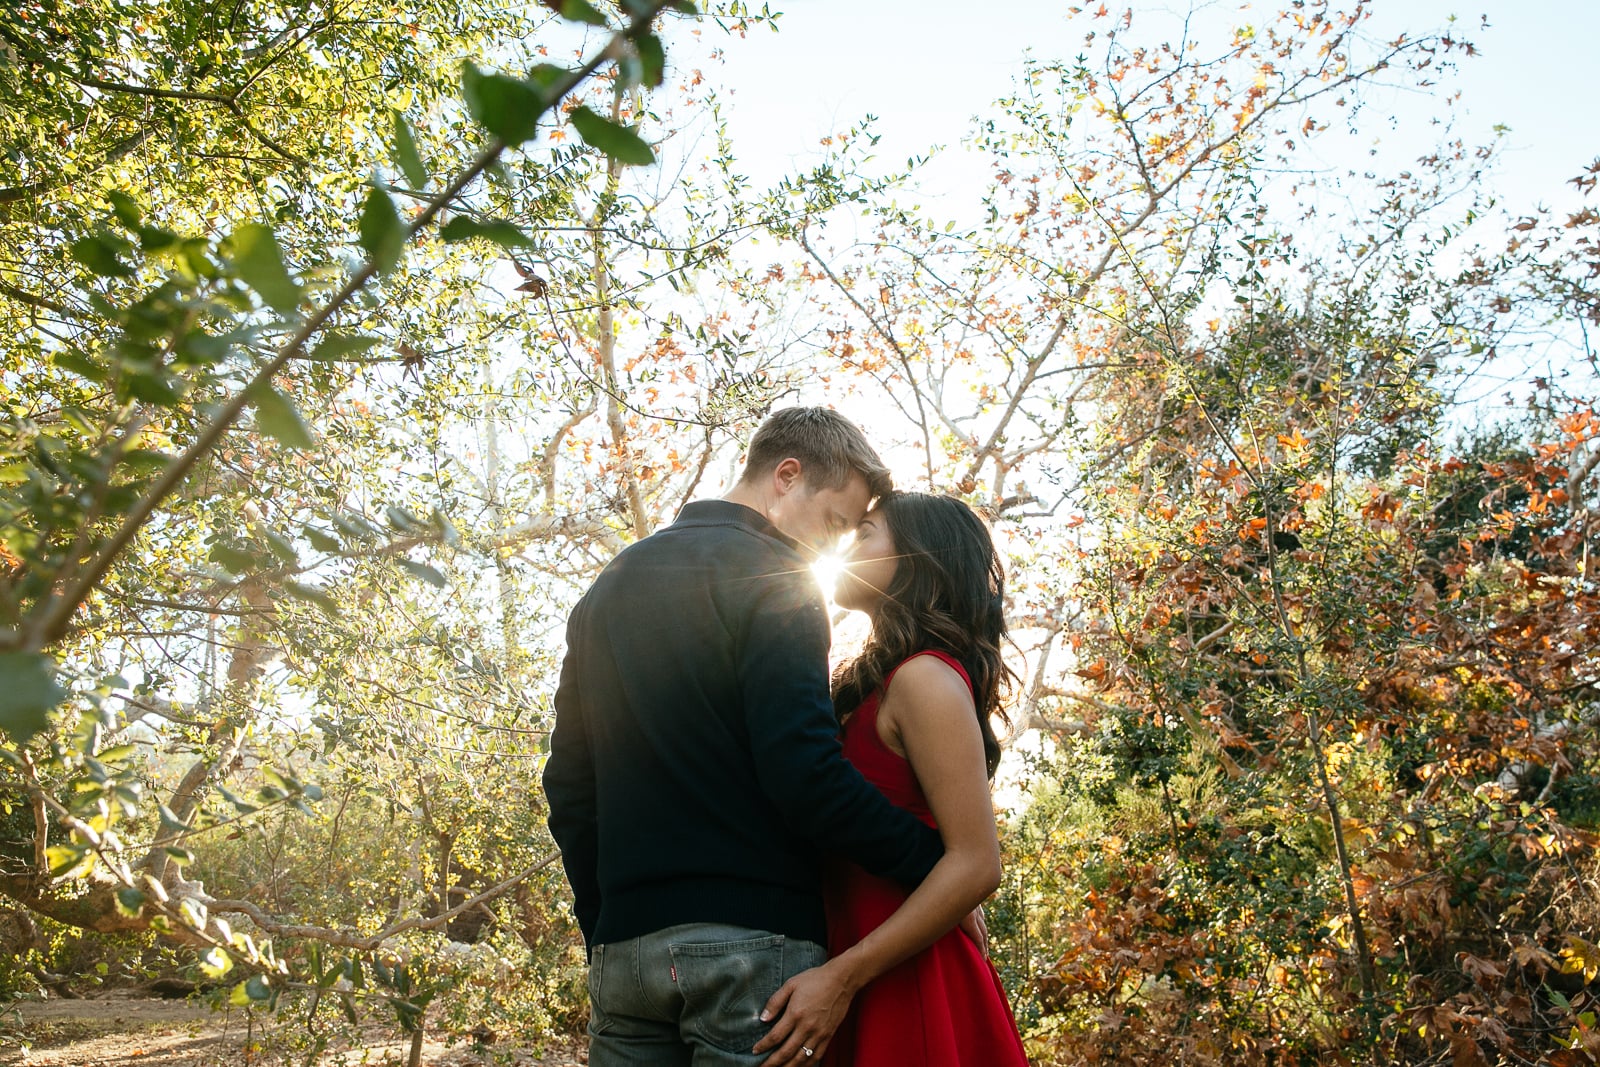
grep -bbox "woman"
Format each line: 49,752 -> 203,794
754,492 -> 1029,1066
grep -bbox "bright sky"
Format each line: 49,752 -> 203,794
699,1 -> 1598,220
666,0 -> 1598,433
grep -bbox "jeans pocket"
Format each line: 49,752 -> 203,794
587,942 -> 613,1037
670,933 -> 786,1053
788,937 -> 826,974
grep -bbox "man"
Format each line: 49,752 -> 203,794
543,407 -> 945,1066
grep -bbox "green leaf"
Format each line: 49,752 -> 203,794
557,0 -> 608,24
438,216 -> 532,249
54,350 -> 106,383
115,888 -> 146,918
461,62 -> 546,145
111,786 -> 142,817
107,190 -> 143,230
245,974 -> 272,1001
158,803 -> 190,834
306,944 -> 324,982
344,957 -> 365,988
264,530 -> 299,564
124,371 -> 183,406
164,846 -> 195,867
398,559 -> 446,588
569,106 -> 655,166
308,334 -> 382,362
216,785 -> 258,816
394,1001 -> 424,1032
251,386 -> 316,449
391,111 -> 428,189
46,844 -> 93,878
84,756 -> 110,783
304,526 -> 341,553
0,652 -> 67,744
385,506 -> 427,532
359,187 -> 405,274
230,224 -> 301,315
120,449 -> 172,477
178,238 -> 218,280
71,234 -> 135,277
332,512 -> 379,542
432,508 -> 460,547
208,542 -> 260,574
526,64 -> 567,93
176,330 -> 229,366
637,33 -> 666,88
138,225 -> 179,252
284,581 -> 338,617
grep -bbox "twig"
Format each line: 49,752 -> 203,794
207,853 -> 559,950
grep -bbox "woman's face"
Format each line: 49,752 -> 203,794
835,509 -> 898,612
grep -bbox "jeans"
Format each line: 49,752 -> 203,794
587,922 -> 828,1067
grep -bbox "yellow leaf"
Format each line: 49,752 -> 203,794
1560,937 -> 1600,983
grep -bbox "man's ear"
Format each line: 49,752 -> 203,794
771,457 -> 804,496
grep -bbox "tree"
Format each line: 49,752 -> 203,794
774,3 -> 1597,1062
0,0 -> 722,1043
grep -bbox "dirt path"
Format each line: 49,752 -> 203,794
0,996 -> 587,1067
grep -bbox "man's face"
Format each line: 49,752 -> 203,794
769,471 -> 872,559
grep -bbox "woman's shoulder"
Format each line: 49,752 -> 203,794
883,651 -> 974,705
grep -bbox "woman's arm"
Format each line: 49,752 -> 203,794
752,655 -> 1003,1066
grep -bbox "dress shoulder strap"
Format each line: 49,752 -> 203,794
882,649 -> 973,695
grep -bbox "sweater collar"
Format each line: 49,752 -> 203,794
675,499 -> 803,553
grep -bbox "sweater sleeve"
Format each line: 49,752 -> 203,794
737,570 -> 944,888
542,603 -> 602,949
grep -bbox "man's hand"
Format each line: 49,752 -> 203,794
751,961 -> 857,1066
959,904 -> 988,956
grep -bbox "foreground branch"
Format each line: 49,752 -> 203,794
206,853 -> 559,951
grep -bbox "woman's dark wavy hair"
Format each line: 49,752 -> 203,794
832,492 -> 1017,778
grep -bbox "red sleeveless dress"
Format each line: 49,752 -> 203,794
822,651 -> 1030,1067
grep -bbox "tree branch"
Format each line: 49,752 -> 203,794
206,852 -> 559,950
13,5 -> 676,654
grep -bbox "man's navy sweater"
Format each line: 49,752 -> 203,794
542,500 -> 945,950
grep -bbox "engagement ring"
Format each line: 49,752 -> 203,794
801,1047 -> 814,1057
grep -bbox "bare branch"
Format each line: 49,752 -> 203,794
207,852 -> 559,950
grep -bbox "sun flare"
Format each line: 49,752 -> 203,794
811,554 -> 845,599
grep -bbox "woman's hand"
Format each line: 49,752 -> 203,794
960,904 -> 989,956
752,959 -> 860,1066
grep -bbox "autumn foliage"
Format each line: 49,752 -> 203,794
1,0 -> 1597,1063
990,305 -> 1600,1064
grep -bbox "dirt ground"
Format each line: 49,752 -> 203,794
0,994 -> 587,1067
